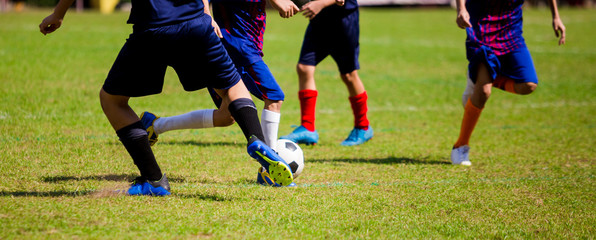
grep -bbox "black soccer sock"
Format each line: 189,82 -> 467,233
116,121 -> 163,181
228,98 -> 265,143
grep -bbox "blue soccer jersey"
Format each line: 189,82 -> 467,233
212,1 -> 266,67
465,0 -> 526,56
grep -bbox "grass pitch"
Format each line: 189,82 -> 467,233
0,7 -> 594,239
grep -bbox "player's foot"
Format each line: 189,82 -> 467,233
247,136 -> 294,186
128,174 -> 171,196
140,111 -> 159,146
256,167 -> 296,187
462,72 -> 474,108
280,125 -> 319,145
341,127 -> 373,146
451,145 -> 471,166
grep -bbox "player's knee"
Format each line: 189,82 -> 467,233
99,88 -> 126,108
214,115 -> 235,127
517,82 -> 537,95
340,70 -> 358,83
212,109 -> 235,127
296,64 -> 308,75
264,100 -> 282,112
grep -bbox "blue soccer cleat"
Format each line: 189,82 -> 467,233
247,137 -> 294,186
280,125 -> 319,145
128,174 -> 171,196
256,167 -> 296,187
340,127 -> 374,146
139,111 -> 159,146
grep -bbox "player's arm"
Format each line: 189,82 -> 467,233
549,0 -> 566,45
455,0 -> 471,29
39,0 -> 75,35
301,0 -> 336,20
269,0 -> 300,18
202,0 -> 223,38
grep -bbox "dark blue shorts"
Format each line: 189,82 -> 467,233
208,60 -> 284,108
102,13 -> 241,97
298,8 -> 360,74
467,45 -> 538,84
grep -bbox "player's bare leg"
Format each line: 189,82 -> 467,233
297,63 -> 316,91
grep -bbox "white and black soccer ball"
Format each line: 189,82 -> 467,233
276,139 -> 305,178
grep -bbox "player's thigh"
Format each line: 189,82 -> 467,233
298,24 -> 330,67
498,47 -> 538,84
329,10 -> 360,74
241,61 -> 285,102
102,33 -> 168,97
170,15 -> 241,92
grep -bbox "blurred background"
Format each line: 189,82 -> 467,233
1,0 -> 594,14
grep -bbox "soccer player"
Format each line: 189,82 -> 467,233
39,0 -> 294,195
451,0 -> 566,165
139,0 -> 300,151
280,0 -> 373,146
136,0 -> 300,186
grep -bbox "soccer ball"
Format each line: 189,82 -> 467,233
276,139 -> 305,178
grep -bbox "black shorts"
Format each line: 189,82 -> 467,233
103,13 -> 241,97
298,7 -> 360,74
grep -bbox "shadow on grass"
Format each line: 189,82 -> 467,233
107,140 -> 244,147
0,190 -> 92,197
309,156 -> 449,165
41,174 -> 187,183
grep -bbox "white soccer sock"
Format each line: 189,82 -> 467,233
260,109 -> 281,150
153,109 -> 214,134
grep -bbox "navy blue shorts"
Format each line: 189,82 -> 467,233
298,8 -> 360,74
102,13 -> 241,97
468,45 -> 538,84
208,60 -> 284,108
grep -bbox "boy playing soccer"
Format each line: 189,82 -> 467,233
39,0 -> 294,194
451,0 -> 566,165
280,0 -> 373,146
136,0 -> 300,186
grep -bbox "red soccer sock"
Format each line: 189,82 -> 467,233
299,89 -> 318,132
492,76 -> 517,94
454,98 -> 483,148
349,91 -> 370,130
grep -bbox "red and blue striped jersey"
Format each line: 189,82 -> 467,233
465,0 -> 526,56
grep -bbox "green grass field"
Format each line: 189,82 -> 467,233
1,6 -> 595,239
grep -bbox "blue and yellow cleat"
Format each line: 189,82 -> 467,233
247,137 -> 294,186
139,111 -> 159,146
128,174 -> 171,196
280,125 -> 319,145
257,167 -> 296,187
341,127 -> 374,146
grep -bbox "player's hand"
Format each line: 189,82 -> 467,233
335,0 -> 345,6
39,14 -> 63,35
301,1 -> 325,20
270,0 -> 299,18
552,17 -> 566,45
211,18 -> 223,38
456,9 -> 471,29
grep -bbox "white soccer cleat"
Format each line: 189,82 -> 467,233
451,145 -> 471,166
462,71 -> 474,108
